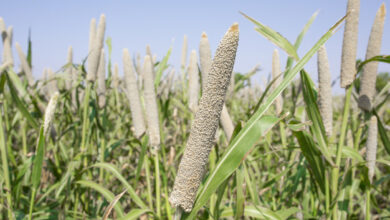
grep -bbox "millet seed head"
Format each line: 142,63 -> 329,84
170,22 -> 239,212
340,0 -> 360,88
317,45 -> 333,137
358,3 -> 386,111
143,55 -> 161,150
123,48 -> 146,138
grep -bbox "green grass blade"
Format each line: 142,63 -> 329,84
356,55 -> 390,73
5,73 -> 39,128
31,126 -> 45,189
106,37 -> 113,78
275,207 -> 300,219
292,129 -> 326,193
234,165 -> 245,220
155,47 -> 172,88
7,69 -> 28,97
185,115 -> 281,219
29,126 -> 45,220
76,180 -> 124,217
341,147 -> 364,163
221,206 -> 282,220
27,29 -> 32,67
0,101 -> 14,220
92,162 -> 148,209
374,110 -> 390,155
300,70 -> 333,165
240,12 -> 299,61
118,208 -> 152,220
294,11 -> 319,50
286,10 -> 319,71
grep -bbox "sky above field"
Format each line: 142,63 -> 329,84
0,0 -> 389,94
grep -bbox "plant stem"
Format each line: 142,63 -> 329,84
0,104 -> 14,220
145,155 -> 154,211
81,83 -> 92,168
331,85 -> 352,219
28,189 -> 37,220
154,151 -> 161,218
174,207 -> 183,220
365,188 -> 370,220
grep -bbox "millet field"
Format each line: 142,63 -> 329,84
0,0 -> 389,219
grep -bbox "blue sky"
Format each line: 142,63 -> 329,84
1,0 -> 389,94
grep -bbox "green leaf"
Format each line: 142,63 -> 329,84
106,37 -> 113,78
31,126 -> 45,189
294,11 -> 319,50
292,129 -> 326,193
185,116 -> 281,219
92,162 -> 148,209
5,73 -> 39,128
240,12 -> 299,61
76,180 -> 124,217
275,207 -> 300,219
155,47 -> 172,88
27,29 -> 33,67
7,69 -> 28,97
118,208 -> 152,220
341,147 -> 364,163
374,110 -> 390,155
234,165 -> 245,220
300,70 -> 333,165
357,55 -> 390,73
0,73 -> 6,93
286,120 -> 312,132
285,11 -> 319,71
221,206 -> 282,220
55,161 -> 78,199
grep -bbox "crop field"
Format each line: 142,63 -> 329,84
0,0 -> 389,219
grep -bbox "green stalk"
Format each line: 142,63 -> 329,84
28,126 -> 45,220
74,82 -> 92,214
73,191 -> 79,217
349,120 -> 363,212
22,119 -> 27,156
331,85 -> 352,219
174,207 -> 183,220
144,156 -> 154,211
0,105 -> 14,220
154,152 -> 161,218
81,83 -> 92,167
28,189 -> 37,220
99,133 -> 106,182
280,121 -> 287,149
365,188 -> 370,220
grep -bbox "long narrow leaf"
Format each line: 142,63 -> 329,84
6,73 -> 39,128
300,70 -> 333,165
118,208 -> 152,220
76,180 -> 124,217
155,47 -> 172,88
241,12 -> 299,61
92,162 -> 148,209
185,115 -> 281,219
31,127 -> 45,189
286,11 -> 319,71
374,110 -> 390,155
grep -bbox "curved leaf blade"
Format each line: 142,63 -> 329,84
240,12 -> 299,61
92,162 -> 148,209
76,180 -> 124,217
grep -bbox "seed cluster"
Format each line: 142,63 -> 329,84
170,23 -> 239,212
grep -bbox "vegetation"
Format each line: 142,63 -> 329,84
0,1 -> 389,219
